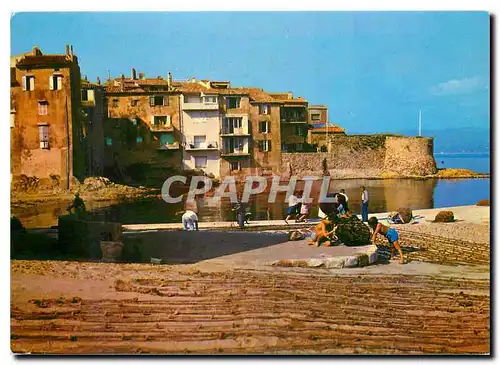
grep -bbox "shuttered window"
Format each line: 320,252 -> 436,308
22,75 -> 35,91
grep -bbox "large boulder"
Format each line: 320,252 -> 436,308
335,215 -> 371,246
397,207 -> 413,223
434,211 -> 455,223
82,177 -> 113,191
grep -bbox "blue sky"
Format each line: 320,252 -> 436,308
11,11 -> 490,134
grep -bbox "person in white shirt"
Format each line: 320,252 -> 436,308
182,210 -> 198,231
284,191 -> 301,224
361,186 -> 369,222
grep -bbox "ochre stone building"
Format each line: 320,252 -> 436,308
10,45 -> 86,189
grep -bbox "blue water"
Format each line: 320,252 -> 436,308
434,153 -> 490,174
433,178 -> 490,208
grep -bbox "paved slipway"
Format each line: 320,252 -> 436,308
11,206 -> 490,355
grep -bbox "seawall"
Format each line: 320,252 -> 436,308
281,135 -> 437,178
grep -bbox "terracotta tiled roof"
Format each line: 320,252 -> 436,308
16,55 -> 73,67
248,88 -> 281,103
135,78 -> 169,86
311,125 -> 345,133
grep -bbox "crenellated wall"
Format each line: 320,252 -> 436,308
281,135 -> 437,178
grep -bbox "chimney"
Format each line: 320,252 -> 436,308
132,68 -> 137,80
138,72 -> 145,80
84,75 -> 88,82
70,45 -> 74,57
65,44 -> 70,56
167,72 -> 172,89
32,46 -> 42,56
121,74 -> 125,92
96,76 -> 101,85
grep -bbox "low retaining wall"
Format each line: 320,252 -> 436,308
58,215 -> 122,258
123,230 -> 289,264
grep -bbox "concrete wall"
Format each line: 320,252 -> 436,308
123,230 -> 288,264
281,135 -> 437,178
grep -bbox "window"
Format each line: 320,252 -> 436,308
222,117 -> 243,133
258,140 -> 271,152
195,156 -> 208,168
105,137 -> 112,146
150,95 -> 168,106
81,89 -> 94,102
130,99 -> 138,107
259,121 -> 270,133
136,136 -> 143,144
226,97 -> 241,109
194,135 -> 206,148
311,113 -> 321,121
49,74 -> 63,90
204,95 -> 217,104
38,125 -> 49,149
185,95 -> 202,103
281,143 -> 288,152
259,104 -> 270,115
22,75 -> 35,91
152,115 -> 172,127
295,143 -> 303,151
38,101 -> 48,116
230,161 -> 240,171
295,125 -> 305,136
112,99 -> 119,108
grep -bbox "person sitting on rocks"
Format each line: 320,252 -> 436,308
368,217 -> 404,264
67,192 -> 86,216
307,215 -> 337,247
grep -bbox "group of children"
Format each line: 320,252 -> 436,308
295,187 -> 405,264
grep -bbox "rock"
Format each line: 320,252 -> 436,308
289,231 -> 304,241
344,256 -> 358,267
335,215 -> 371,246
397,208 -> 413,223
82,177 -> 113,191
477,199 -> 490,206
434,211 -> 455,223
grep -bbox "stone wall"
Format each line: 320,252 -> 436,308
281,135 -> 437,178
384,136 -> 437,176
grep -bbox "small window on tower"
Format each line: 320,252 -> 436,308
38,101 -> 48,116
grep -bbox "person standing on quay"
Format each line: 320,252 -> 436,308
361,186 -> 369,222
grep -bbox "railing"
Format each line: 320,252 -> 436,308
185,141 -> 219,150
280,117 -> 307,124
221,149 -> 249,156
220,128 -> 250,136
157,141 -> 180,150
150,124 -> 174,132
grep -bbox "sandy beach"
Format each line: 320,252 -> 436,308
11,205 -> 490,354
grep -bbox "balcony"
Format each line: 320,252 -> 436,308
221,150 -> 250,157
151,124 -> 174,132
183,102 -> 219,111
157,141 -> 180,150
220,128 -> 250,137
280,117 -> 308,124
185,140 -> 219,152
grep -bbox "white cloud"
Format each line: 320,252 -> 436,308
431,77 -> 488,96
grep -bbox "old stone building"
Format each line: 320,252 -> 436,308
268,92 -> 309,152
103,71 -> 182,184
81,78 -> 105,177
308,104 -> 328,126
308,124 -> 346,150
10,45 -> 85,189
